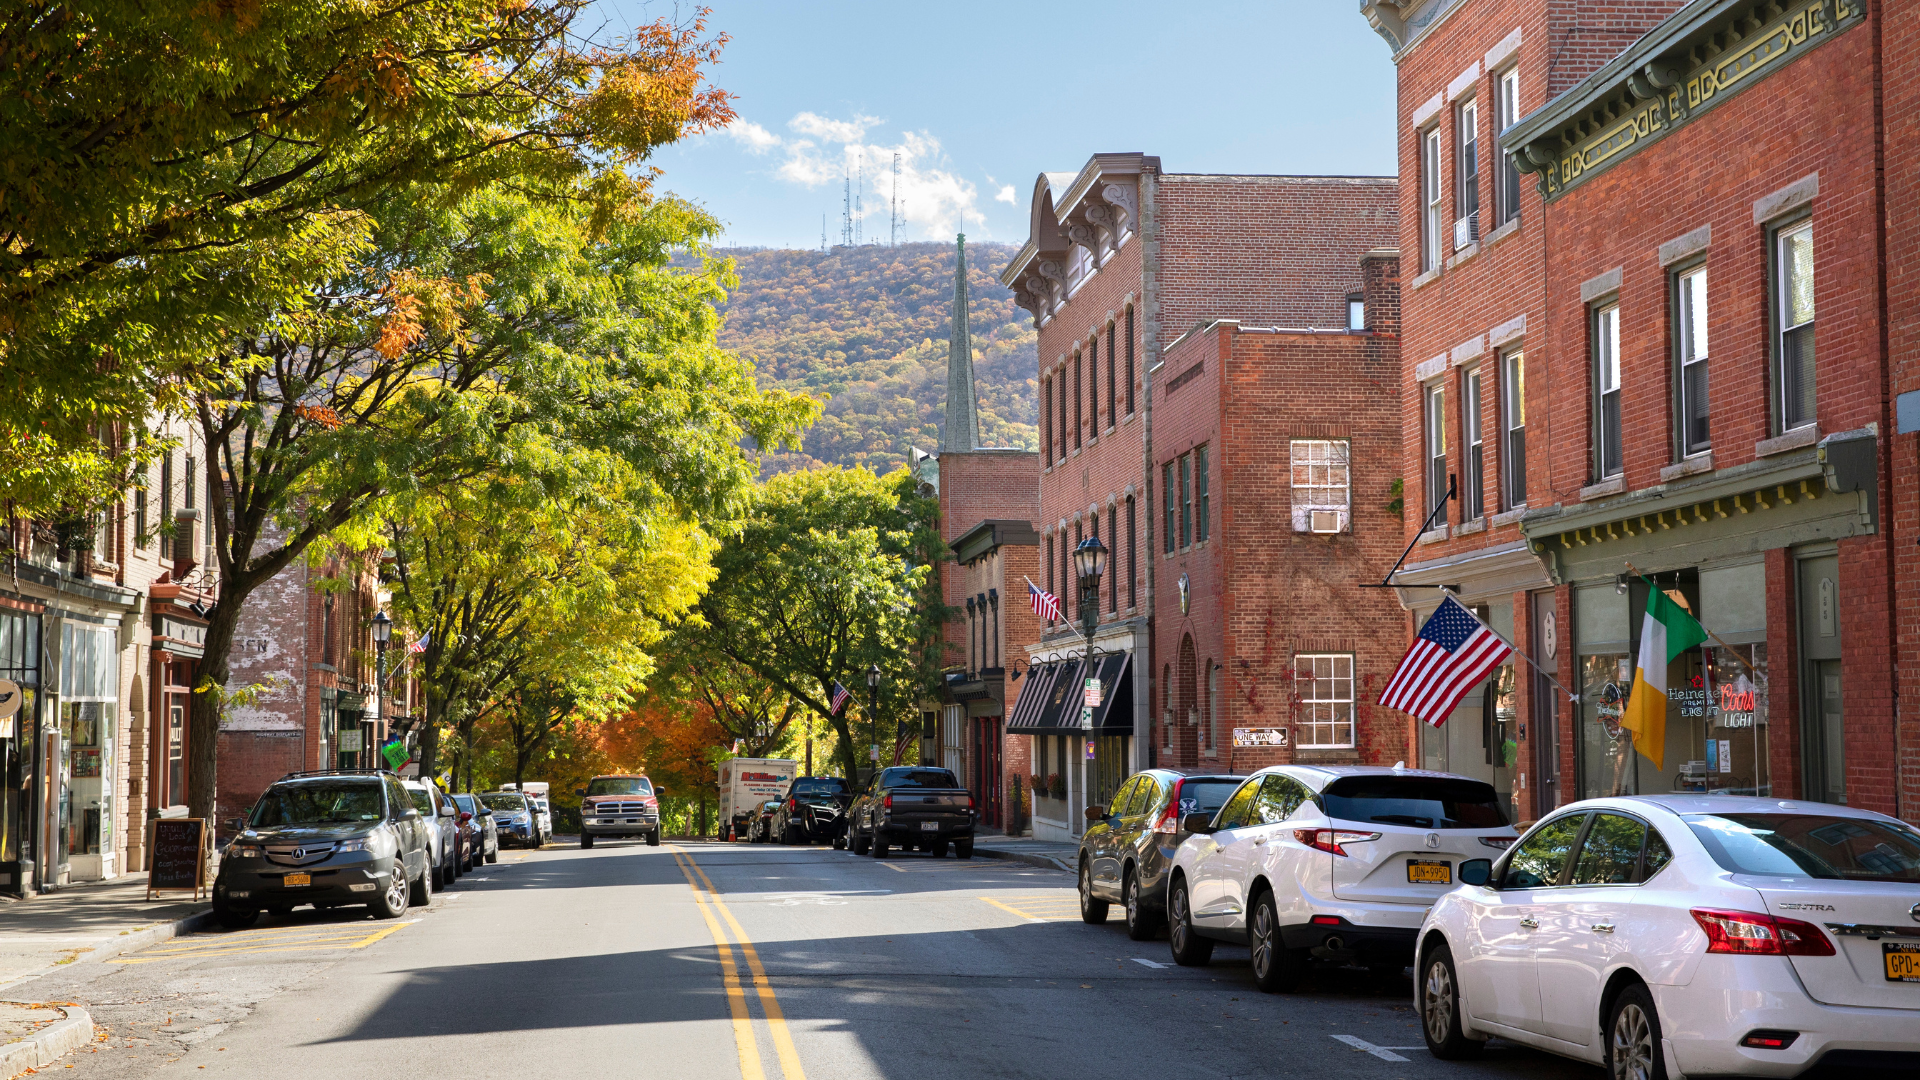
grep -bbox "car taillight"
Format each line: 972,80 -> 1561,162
787,798 -> 798,812
1478,836 -> 1515,849
1151,799 -> 1180,835
1691,908 -> 1835,956
966,795 -> 975,810
1292,828 -> 1382,856
883,794 -> 893,810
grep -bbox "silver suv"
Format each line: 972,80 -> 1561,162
401,778 -> 463,887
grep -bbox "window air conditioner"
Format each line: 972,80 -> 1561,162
1454,213 -> 1480,251
1310,510 -> 1343,534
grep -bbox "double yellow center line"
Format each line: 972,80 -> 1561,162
670,846 -> 807,1080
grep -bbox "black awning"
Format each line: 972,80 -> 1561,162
1011,652 -> 1133,735
1006,661 -> 1061,731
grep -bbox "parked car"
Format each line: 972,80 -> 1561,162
1076,769 -> 1246,939
449,793 -> 498,867
577,773 -> 661,848
1415,794 -> 1920,1078
402,777 -> 463,887
771,776 -> 851,846
213,769 -> 430,928
482,791 -> 539,848
531,797 -> 552,844
1167,765 -> 1517,990
748,800 -> 780,843
847,766 -> 975,858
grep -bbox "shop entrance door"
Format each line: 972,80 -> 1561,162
1530,591 -> 1561,817
1796,555 -> 1843,804
973,718 -> 1003,830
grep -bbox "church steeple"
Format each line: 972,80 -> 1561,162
942,233 -> 980,453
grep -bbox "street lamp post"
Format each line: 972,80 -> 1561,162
1071,537 -> 1107,814
866,663 -> 883,765
371,610 -> 391,771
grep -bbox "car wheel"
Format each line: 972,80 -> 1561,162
214,903 -> 259,929
954,839 -> 973,859
647,831 -> 661,847
1123,870 -> 1159,941
1079,860 -> 1110,924
460,846 -> 473,874
832,837 -> 847,850
1420,942 -> 1485,1060
1248,892 -> 1306,993
1168,877 -> 1213,966
852,832 -> 871,856
1606,984 -> 1666,1080
783,824 -> 802,845
871,834 -> 889,859
580,834 -> 594,849
430,858 -> 444,890
485,845 -> 497,864
370,863 -> 409,919
409,861 -> 431,905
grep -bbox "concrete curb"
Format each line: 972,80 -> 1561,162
1,1004 -> 95,1078
971,846 -> 1075,873
76,909 -> 216,966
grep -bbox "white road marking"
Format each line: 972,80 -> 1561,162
1331,1035 -> 1411,1062
1131,958 -> 1168,969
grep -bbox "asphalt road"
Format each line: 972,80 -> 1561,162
18,841 -> 1603,1080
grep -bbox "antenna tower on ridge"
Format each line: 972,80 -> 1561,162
854,161 -> 864,245
890,153 -> 901,248
841,176 -> 852,247
821,214 -> 827,253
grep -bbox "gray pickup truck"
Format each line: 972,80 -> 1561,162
847,766 -> 976,859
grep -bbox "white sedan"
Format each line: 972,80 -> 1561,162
1166,765 -> 1517,990
1416,794 -> 1920,1079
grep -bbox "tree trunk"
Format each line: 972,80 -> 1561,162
419,691 -> 443,787
187,594 -> 245,822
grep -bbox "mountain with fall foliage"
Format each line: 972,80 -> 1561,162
704,241 -> 1039,474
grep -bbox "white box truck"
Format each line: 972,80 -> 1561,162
719,757 -> 798,842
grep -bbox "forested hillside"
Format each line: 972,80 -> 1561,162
705,242 -> 1039,474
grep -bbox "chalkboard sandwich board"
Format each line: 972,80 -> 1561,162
148,817 -> 208,901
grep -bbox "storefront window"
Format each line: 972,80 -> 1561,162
1580,653 -> 1638,797
1,611 -> 40,876
58,623 -> 117,869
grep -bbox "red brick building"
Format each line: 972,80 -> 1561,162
999,155 -> 1401,840
1363,0 -> 1911,822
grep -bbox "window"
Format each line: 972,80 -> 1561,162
1059,365 -> 1068,460
1495,66 -> 1522,226
1125,496 -> 1137,608
1194,446 -> 1210,542
1424,382 -> 1448,517
1464,368 -> 1485,520
1421,127 -> 1443,272
1215,779 -> 1262,830
159,453 -> 174,559
1041,376 -> 1052,462
1776,221 -> 1815,431
1206,660 -> 1218,750
1676,266 -> 1710,456
1106,322 -> 1117,427
1594,303 -> 1622,479
1291,439 -> 1350,533
1073,352 -> 1083,449
1162,463 -> 1176,554
1294,653 -> 1355,748
1178,454 -> 1192,547
184,455 -> 195,508
1124,306 -> 1136,415
1455,97 -> 1479,247
1501,349 -> 1527,509
1570,812 -> 1649,886
1107,505 -> 1118,613
1347,293 -> 1365,330
1252,775 -> 1309,825
134,477 -> 148,548
1088,335 -> 1098,437
1045,533 -> 1054,617
1501,812 -> 1586,888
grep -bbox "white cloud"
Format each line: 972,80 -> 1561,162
788,111 -> 881,144
725,120 -> 783,155
745,112 -> 988,241
994,184 -> 1017,205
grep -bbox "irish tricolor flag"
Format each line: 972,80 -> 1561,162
1619,584 -> 1708,768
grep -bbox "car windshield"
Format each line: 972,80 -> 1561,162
480,795 -> 526,813
1685,813 -> 1920,883
790,779 -> 847,798
1174,779 -> 1242,817
533,800 -> 548,811
1319,776 -> 1507,829
253,781 -> 385,826
587,778 -> 652,797
450,794 -> 476,812
879,768 -> 958,789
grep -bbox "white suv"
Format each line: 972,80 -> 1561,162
1416,795 -> 1920,1078
1167,765 -> 1516,990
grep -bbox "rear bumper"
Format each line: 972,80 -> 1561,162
1280,916 -> 1418,960
877,821 -> 973,842
1653,960 -> 1920,1078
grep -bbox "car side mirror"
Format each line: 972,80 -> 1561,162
1083,804 -> 1107,821
575,788 -> 587,797
1181,812 -> 1217,835
228,817 -> 246,832
1460,858 -> 1493,887
439,804 -> 456,817
404,807 -> 421,820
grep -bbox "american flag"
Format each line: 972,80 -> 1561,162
829,680 -> 851,715
1379,595 -> 1514,726
409,631 -> 430,655
1027,579 -> 1061,623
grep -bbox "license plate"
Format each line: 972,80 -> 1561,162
1407,860 -> 1452,884
1885,943 -> 1920,982
283,873 -> 312,888
920,821 -> 939,831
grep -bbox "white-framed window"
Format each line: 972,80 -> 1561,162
1294,653 -> 1355,749
1676,265 -> 1710,456
1290,439 -> 1351,533
1424,382 -> 1448,517
1594,303 -> 1623,479
1421,127 -> 1444,272
1495,66 -> 1522,226
1501,349 -> 1527,509
1455,98 -> 1479,248
1775,221 -> 1815,432
1463,368 -> 1485,520
1347,293 -> 1365,330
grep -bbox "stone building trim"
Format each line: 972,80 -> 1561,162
1657,223 -> 1712,267
1579,266 -> 1623,304
1753,171 -> 1820,225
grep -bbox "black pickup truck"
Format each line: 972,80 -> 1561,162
847,766 -> 976,859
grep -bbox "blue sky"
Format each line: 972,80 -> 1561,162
585,1 -> 1400,249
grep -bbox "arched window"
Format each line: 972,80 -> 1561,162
1087,334 -> 1098,436
1124,305 -> 1136,415
1105,322 -> 1117,429
1041,375 -> 1052,459
1073,352 -> 1083,449
1207,660 -> 1220,751
1178,634 -> 1198,746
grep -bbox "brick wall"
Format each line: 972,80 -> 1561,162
1885,0 -> 1920,822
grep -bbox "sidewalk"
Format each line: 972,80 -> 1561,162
970,834 -> 1077,873
0,877 -> 212,992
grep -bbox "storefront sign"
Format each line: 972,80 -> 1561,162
1542,611 -> 1557,659
148,818 -> 207,900
1232,727 -> 1289,748
336,729 -> 363,753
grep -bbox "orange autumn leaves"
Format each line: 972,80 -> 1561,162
372,269 -> 492,359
